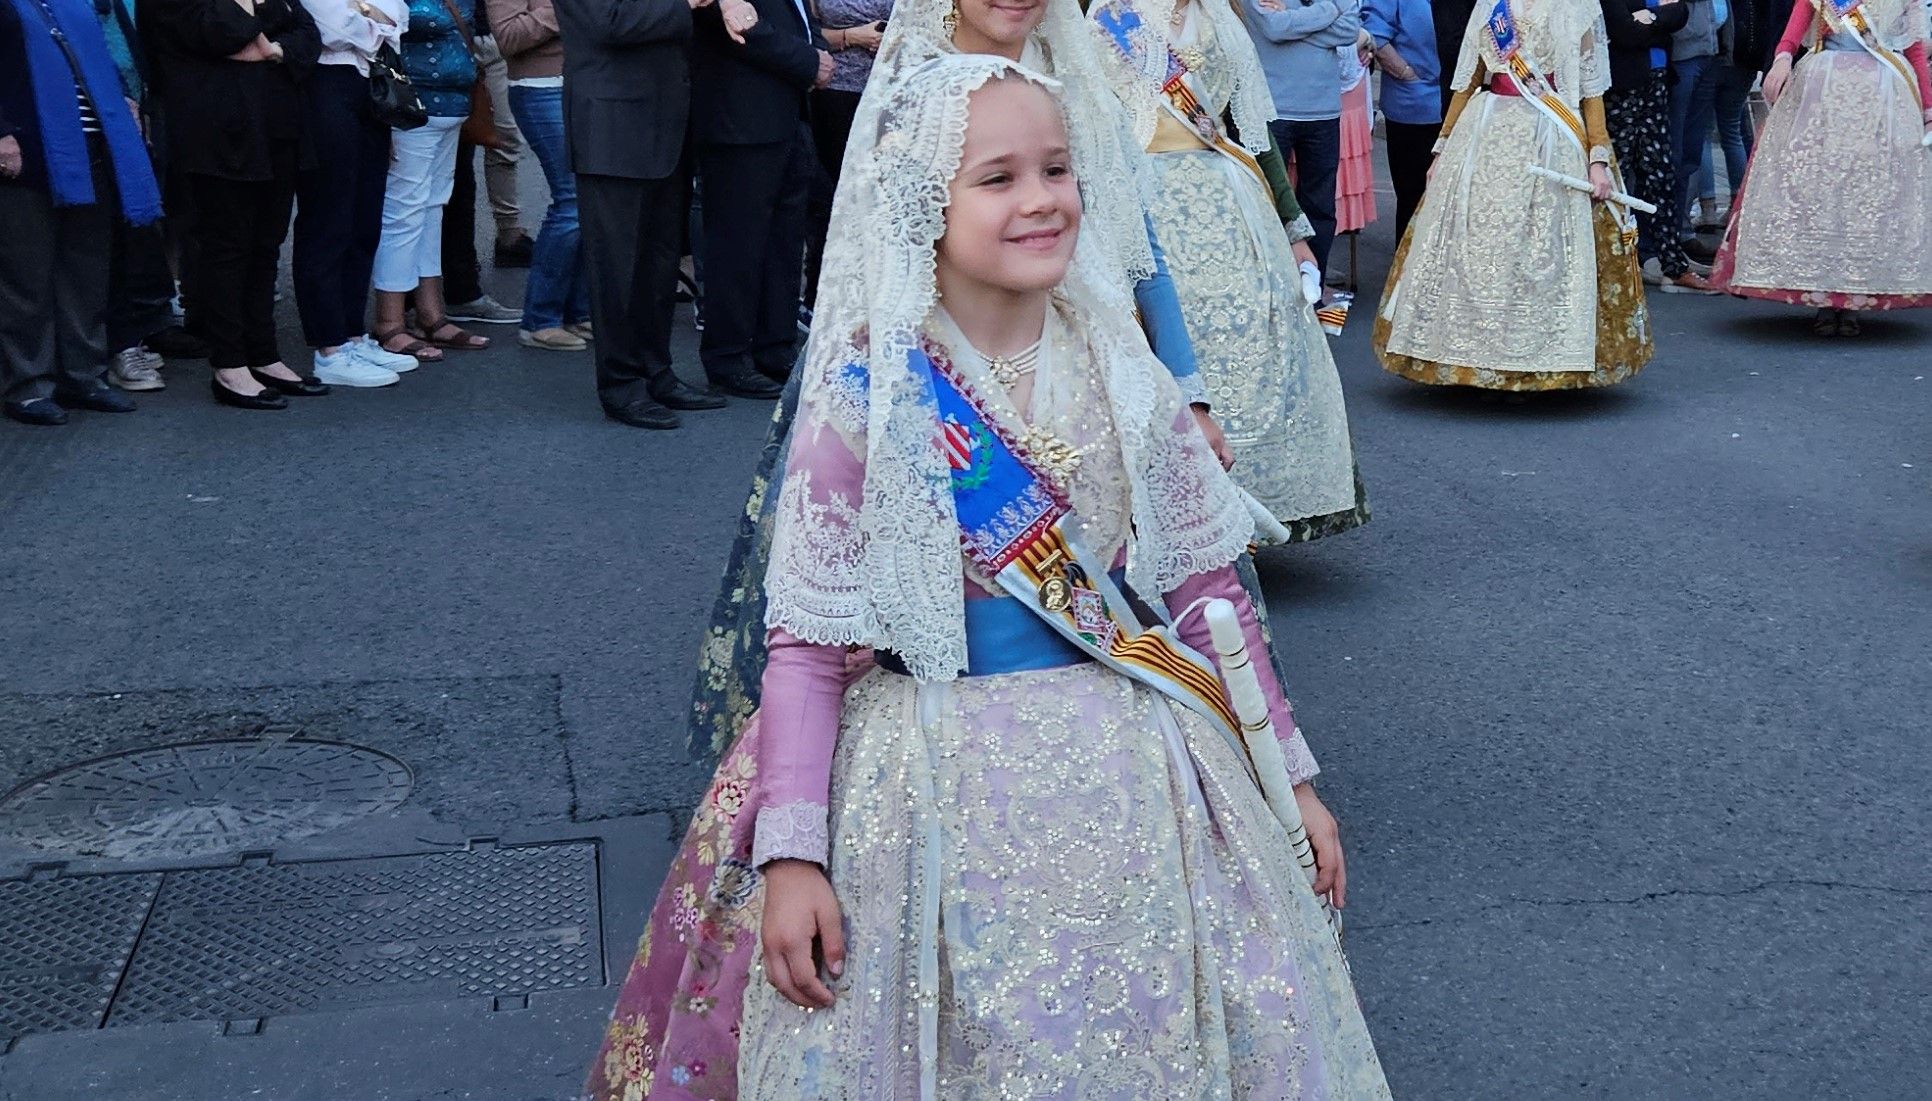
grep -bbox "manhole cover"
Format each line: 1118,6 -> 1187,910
0,740 -> 413,861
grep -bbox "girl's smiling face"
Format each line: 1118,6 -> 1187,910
937,78 -> 1082,296
950,0 -> 1048,59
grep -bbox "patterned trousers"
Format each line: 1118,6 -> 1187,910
1606,71 -> 1692,278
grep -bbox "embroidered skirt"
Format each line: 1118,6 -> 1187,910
1144,148 -> 1365,532
584,663 -> 1391,1099
1713,50 -> 1932,310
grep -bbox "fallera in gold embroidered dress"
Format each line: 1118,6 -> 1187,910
1373,0 -> 1652,390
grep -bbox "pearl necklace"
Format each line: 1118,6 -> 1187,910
982,339 -> 1042,390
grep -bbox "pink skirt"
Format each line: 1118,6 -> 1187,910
1335,80 -> 1377,234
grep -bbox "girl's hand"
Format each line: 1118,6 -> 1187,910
1426,153 -> 1439,186
1290,238 -> 1317,270
1294,783 -> 1347,909
1191,404 -> 1233,469
761,859 -> 845,1009
1763,53 -> 1793,104
1588,162 -> 1613,201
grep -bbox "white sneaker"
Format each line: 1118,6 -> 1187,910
313,347 -> 400,388
111,346 -> 166,391
1640,257 -> 1666,287
349,335 -> 420,373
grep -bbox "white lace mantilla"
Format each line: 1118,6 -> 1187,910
762,55 -> 1254,682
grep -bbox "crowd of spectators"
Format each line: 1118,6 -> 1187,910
0,0 -> 1785,428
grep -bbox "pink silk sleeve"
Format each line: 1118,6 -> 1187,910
1906,43 -> 1932,110
750,629 -> 846,868
1777,0 -> 1814,56
1163,564 -> 1320,785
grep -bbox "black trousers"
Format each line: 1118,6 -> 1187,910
443,140 -> 484,305
803,88 -> 862,306
696,125 -> 814,381
294,65 -> 391,348
1268,116 -> 1341,272
1606,72 -> 1692,278
578,168 -> 688,409
0,158 -> 115,404
107,219 -> 178,353
188,171 -> 296,370
1383,119 -> 1440,239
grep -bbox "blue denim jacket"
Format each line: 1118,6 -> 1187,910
403,0 -> 477,117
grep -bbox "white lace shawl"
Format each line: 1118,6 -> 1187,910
761,55 -> 1253,682
1449,0 -> 1611,106
1088,0 -> 1277,155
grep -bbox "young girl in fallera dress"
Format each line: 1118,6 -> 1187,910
580,54 -> 1388,1100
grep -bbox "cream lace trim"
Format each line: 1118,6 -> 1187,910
752,800 -> 831,868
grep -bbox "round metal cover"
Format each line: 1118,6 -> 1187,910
0,740 -> 413,860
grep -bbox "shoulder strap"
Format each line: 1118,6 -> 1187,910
437,0 -> 486,64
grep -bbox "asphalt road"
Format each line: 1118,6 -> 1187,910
0,153 -> 1927,1100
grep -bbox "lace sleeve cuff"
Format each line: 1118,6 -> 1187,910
1176,372 -> 1210,408
752,800 -> 830,867
1286,214 -> 1316,242
1278,722 -> 1320,786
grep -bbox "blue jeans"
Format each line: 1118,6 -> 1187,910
507,84 -> 587,331
1668,54 -> 1719,241
1711,59 -> 1755,192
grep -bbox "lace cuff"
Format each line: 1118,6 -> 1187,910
1278,717 -> 1321,786
1588,144 -> 1612,167
1286,214 -> 1316,243
752,800 -> 830,867
1176,372 -> 1210,409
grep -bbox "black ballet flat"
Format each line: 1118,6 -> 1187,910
211,376 -> 289,410
250,368 -> 331,397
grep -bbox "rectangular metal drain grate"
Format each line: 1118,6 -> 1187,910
104,842 -> 603,1027
0,873 -> 160,1039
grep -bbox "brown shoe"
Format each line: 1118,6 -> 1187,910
1660,272 -> 1720,295
517,327 -> 589,351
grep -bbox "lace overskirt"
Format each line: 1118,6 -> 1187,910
1378,93 -> 1603,375
1144,150 -> 1362,528
737,665 -> 1389,1099
1715,51 -> 1932,309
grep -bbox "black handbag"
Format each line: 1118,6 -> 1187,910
368,43 -> 429,131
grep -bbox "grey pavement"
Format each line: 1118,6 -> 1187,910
1,151 -> 1928,1101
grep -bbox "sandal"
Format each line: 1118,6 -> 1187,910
1836,310 -> 1861,337
1810,309 -> 1841,338
412,315 -> 492,351
375,325 -> 444,362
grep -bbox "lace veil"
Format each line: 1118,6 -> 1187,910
761,54 -> 1253,681
1088,0 -> 1278,156
844,0 -> 1162,283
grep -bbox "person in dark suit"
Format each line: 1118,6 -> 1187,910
689,0 -> 831,399
555,0 -> 725,429
1430,0 -> 1473,114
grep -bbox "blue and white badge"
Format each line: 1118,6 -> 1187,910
1485,0 -> 1520,60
